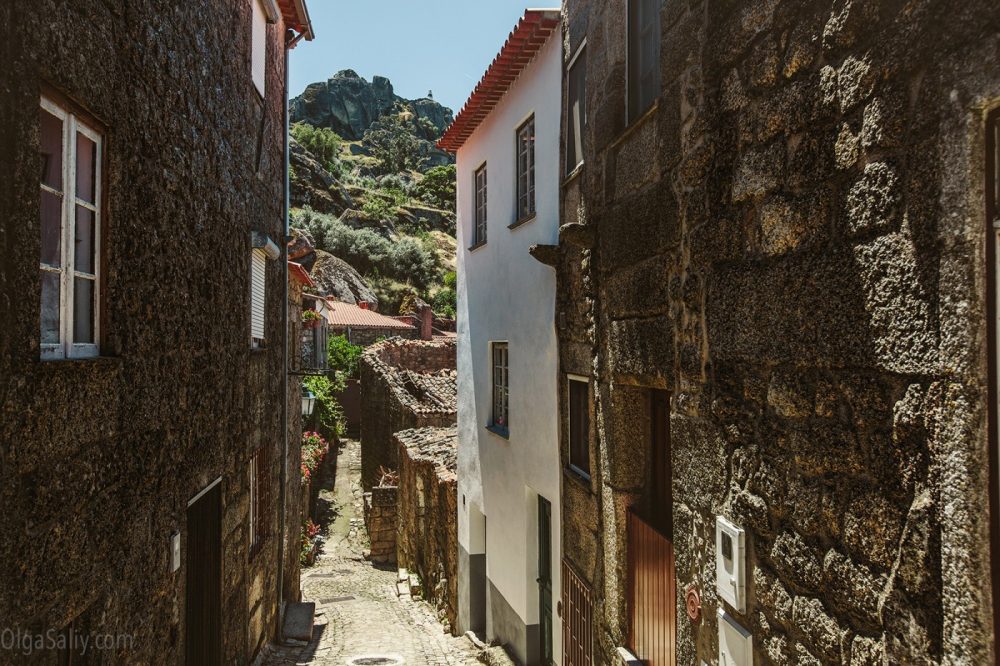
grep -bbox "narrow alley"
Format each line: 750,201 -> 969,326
265,439 -> 481,666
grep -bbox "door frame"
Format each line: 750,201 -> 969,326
185,477 -> 224,666
986,107 -> 1000,661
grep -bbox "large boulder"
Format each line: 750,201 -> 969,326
287,228 -> 317,271
289,138 -> 353,216
291,70 -> 453,142
310,249 -> 379,309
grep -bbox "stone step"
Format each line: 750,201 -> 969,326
282,601 -> 316,644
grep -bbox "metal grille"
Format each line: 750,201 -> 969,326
627,510 -> 676,666
561,561 -> 593,666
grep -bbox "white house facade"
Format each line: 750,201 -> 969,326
439,9 -> 563,666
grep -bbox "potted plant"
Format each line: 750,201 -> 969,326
302,309 -> 322,329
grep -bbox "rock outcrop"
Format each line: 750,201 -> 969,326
289,138 -> 353,216
310,249 -> 378,308
292,70 -> 453,141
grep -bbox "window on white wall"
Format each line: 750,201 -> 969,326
491,342 -> 509,433
39,96 -> 102,360
515,116 -> 536,222
566,45 -> 587,174
251,0 -> 267,97
474,163 -> 488,246
251,248 -> 266,346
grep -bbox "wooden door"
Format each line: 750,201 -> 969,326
186,482 -> 222,666
538,496 -> 553,665
628,510 -> 676,666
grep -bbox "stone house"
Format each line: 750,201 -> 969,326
358,337 -> 457,491
553,1 -> 1000,665
326,299 -> 418,346
0,0 -> 313,663
439,9 -> 564,666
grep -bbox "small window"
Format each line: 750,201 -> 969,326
39,96 -> 103,360
568,377 -> 591,477
251,248 -> 266,347
566,46 -> 587,174
516,117 -> 536,221
474,164 -> 488,246
251,0 -> 267,96
491,342 -> 509,432
248,446 -> 269,559
627,0 -> 661,123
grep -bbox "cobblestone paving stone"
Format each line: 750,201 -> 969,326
264,439 -> 481,666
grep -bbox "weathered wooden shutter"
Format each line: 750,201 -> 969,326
251,249 -> 266,342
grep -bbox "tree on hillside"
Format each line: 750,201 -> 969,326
413,165 -> 456,211
363,113 -> 421,175
291,122 -> 343,174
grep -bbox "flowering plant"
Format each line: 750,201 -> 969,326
303,309 -> 322,322
300,518 -> 321,565
301,431 -> 329,482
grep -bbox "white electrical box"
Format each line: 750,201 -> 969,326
718,610 -> 752,666
170,531 -> 181,572
715,516 -> 746,613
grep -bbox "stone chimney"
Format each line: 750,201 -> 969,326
419,305 -> 433,341
358,301 -> 370,310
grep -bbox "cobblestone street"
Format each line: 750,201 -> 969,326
265,439 -> 481,666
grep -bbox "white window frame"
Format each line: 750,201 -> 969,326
515,115 -> 536,222
490,341 -> 509,432
565,41 -> 587,175
251,0 -> 268,97
567,374 -> 591,479
40,95 -> 102,361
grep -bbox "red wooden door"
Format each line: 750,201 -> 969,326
628,510 -> 676,666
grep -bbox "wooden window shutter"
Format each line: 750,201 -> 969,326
251,248 -> 266,342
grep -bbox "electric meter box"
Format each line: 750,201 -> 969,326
718,609 -> 753,666
715,516 -> 746,613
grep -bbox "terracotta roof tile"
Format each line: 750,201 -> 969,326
326,302 -> 416,330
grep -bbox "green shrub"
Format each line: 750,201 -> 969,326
363,113 -> 421,175
303,374 -> 345,437
328,335 -> 363,378
291,122 -> 343,174
413,165 -> 456,211
361,195 -> 398,222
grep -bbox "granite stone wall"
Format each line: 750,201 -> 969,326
0,1 -> 295,662
395,427 -> 459,633
557,0 -> 1000,664
365,485 -> 399,565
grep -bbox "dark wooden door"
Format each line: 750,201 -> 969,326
538,496 -> 553,665
186,482 -> 222,666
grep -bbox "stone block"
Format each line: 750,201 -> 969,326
604,255 -> 670,319
607,316 -> 674,381
845,161 -> 901,236
822,549 -> 884,627
791,596 -> 846,662
732,141 -> 784,202
837,53 -> 879,113
770,530 -> 822,592
849,635 -> 885,666
843,491 -> 904,570
753,564 -> 793,626
766,370 -> 814,417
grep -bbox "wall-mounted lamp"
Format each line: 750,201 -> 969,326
301,389 -> 317,418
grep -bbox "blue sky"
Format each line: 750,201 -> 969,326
290,1 -> 551,115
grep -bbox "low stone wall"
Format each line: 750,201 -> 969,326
364,485 -> 398,565
359,338 -> 457,490
395,427 -> 459,633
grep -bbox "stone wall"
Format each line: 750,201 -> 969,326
359,338 -> 457,490
557,1 -> 1000,664
0,1 -> 298,663
396,427 -> 459,633
365,485 -> 399,565
334,326 -> 417,347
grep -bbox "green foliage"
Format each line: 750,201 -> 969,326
361,195 -> 398,222
328,334 -> 363,378
413,165 -> 456,211
304,374 -> 345,436
291,208 -> 441,290
432,288 -> 456,318
443,270 -> 457,289
363,113 -> 421,175
291,122 -> 344,174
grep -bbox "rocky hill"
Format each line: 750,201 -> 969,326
288,71 -> 458,317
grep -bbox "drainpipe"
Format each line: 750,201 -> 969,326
278,25 -> 307,638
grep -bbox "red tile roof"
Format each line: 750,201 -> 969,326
277,0 -> 314,40
288,261 -> 314,287
437,9 -> 561,153
325,302 -> 416,331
